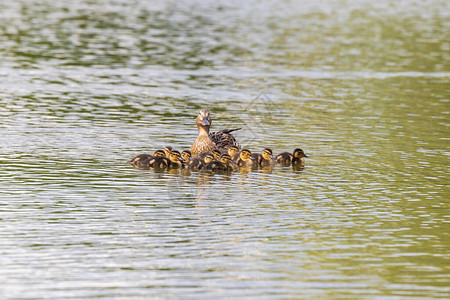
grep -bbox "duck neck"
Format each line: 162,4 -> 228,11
197,125 -> 210,137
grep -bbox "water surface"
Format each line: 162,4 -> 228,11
0,0 -> 449,298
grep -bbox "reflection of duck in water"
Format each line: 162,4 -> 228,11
275,148 -> 308,165
190,109 -> 241,158
188,153 -> 214,171
204,154 -> 234,172
236,149 -> 254,168
251,148 -> 275,167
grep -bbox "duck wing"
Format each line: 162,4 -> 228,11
210,128 -> 241,151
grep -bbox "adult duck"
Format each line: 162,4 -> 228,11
189,109 -> 241,157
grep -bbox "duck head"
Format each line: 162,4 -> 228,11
219,154 -> 232,165
204,153 -> 215,164
228,145 -> 239,157
153,150 -> 166,157
169,150 -> 183,163
240,149 -> 253,161
293,148 -> 308,158
211,149 -> 221,160
181,150 -> 192,163
262,148 -> 274,160
164,146 -> 173,157
196,109 -> 212,128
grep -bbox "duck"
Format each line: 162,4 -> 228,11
181,150 -> 191,163
204,154 -> 234,172
211,149 -> 222,161
275,148 -> 308,165
235,149 -> 254,167
252,148 -> 275,167
188,153 -> 215,171
227,145 -> 240,161
163,146 -> 173,157
138,150 -> 184,169
128,149 -> 166,168
189,109 -> 241,157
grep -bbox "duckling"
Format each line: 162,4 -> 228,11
236,149 -> 254,167
188,153 -> 215,171
204,154 -> 234,172
153,150 -> 166,157
292,148 -> 308,165
163,146 -> 173,157
128,149 -> 165,168
211,149 -> 221,161
181,150 -> 192,165
227,145 -> 240,161
190,109 -> 241,157
252,148 -> 275,167
145,150 -> 184,169
275,148 -> 308,165
167,150 -> 184,169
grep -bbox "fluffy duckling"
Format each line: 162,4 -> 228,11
204,154 -> 234,172
252,148 -> 275,167
275,148 -> 308,165
236,149 -> 254,167
145,150 -> 184,169
167,150 -> 184,168
190,109 -> 241,157
211,149 -> 221,161
188,153 -> 215,171
164,146 -> 173,157
128,149 -> 165,168
181,150 -> 192,164
227,145 -> 240,161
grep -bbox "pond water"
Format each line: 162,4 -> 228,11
1,0 -> 449,298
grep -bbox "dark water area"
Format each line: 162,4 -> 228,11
1,0 -> 449,298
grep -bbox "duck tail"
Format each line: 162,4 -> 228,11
221,127 -> 242,134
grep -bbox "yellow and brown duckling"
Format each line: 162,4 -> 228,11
252,148 -> 275,167
188,153 -> 215,171
190,109 -> 241,158
204,154 -> 234,172
227,145 -> 240,161
155,150 -> 184,169
275,148 -> 308,165
236,149 -> 254,167
128,149 -> 165,168
163,146 -> 173,157
211,149 -> 221,161
181,150 -> 192,164
137,150 -> 184,169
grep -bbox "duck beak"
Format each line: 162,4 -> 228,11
250,156 -> 255,160
270,155 -> 275,159
179,157 -> 185,162
202,118 -> 210,126
231,160 -> 236,164
304,154 -> 308,158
